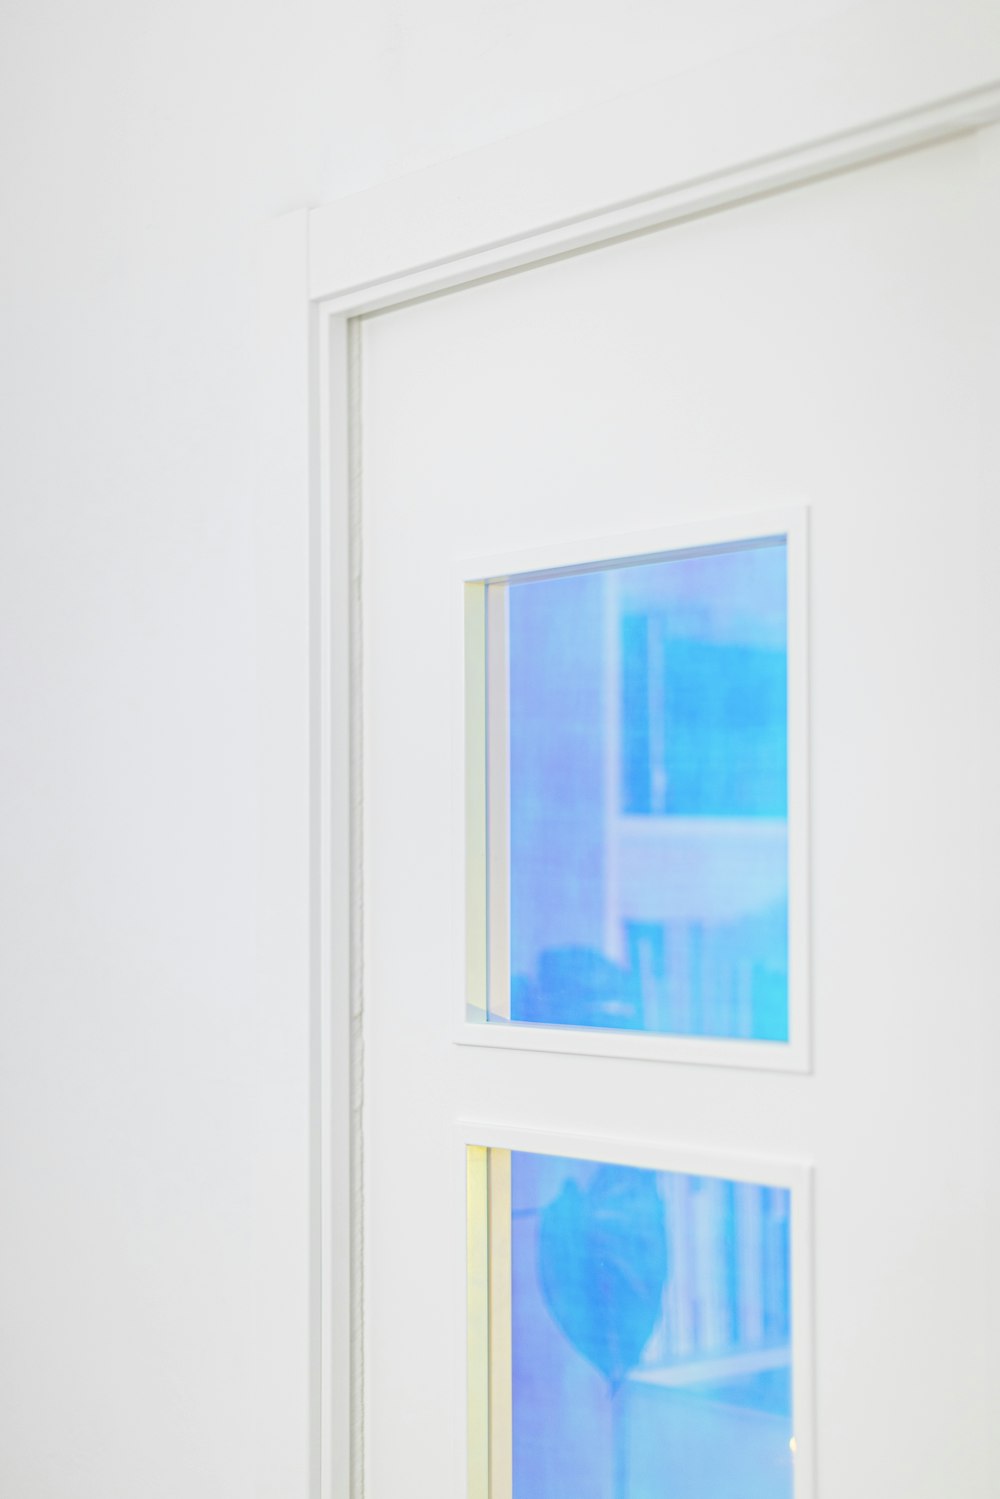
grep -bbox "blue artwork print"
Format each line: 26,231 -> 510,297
538,1165 -> 669,1499
539,1166 -> 669,1390
500,540 -> 789,1043
511,1151 -> 794,1499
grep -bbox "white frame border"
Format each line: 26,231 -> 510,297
255,43 -> 1000,1499
455,507 -> 811,1074
457,1120 -> 816,1499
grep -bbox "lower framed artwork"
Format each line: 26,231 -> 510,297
462,1124 -> 814,1499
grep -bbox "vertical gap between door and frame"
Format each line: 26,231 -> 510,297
486,582 -> 511,1020
318,307 -> 366,1499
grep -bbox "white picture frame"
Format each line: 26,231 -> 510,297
456,507 -> 811,1073
458,1120 -> 816,1499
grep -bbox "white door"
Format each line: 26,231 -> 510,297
353,123 -> 1000,1499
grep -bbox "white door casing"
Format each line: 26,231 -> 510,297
256,8 -> 1000,1497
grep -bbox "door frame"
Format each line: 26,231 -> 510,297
256,15 -> 1000,1496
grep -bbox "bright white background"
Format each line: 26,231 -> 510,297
0,4 -> 992,1497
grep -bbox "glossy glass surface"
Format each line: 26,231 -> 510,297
496,539 -> 788,1039
511,1150 -> 793,1499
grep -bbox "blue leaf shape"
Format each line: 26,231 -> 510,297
538,1165 -> 669,1390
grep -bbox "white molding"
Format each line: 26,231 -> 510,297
309,0 -> 1000,310
455,509 -> 800,584
455,1023 -> 803,1074
457,1121 -> 815,1499
317,310 -> 357,1499
455,508 -> 811,1075
457,1118 -> 812,1188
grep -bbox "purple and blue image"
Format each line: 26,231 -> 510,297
498,540 -> 789,1041
511,1150 -> 794,1499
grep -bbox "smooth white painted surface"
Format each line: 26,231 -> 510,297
360,131 -> 999,1496
255,211 -> 313,1499
0,9 -> 325,1490
327,0 -> 864,200
309,0 -> 1000,301
3,4 -> 999,1499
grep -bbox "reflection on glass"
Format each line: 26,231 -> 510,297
510,1150 -> 793,1499
495,539 -> 788,1039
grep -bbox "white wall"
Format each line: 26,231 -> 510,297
0,2 -> 873,1496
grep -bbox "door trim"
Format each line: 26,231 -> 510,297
311,79 -> 1000,315
258,35 -> 1000,1499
